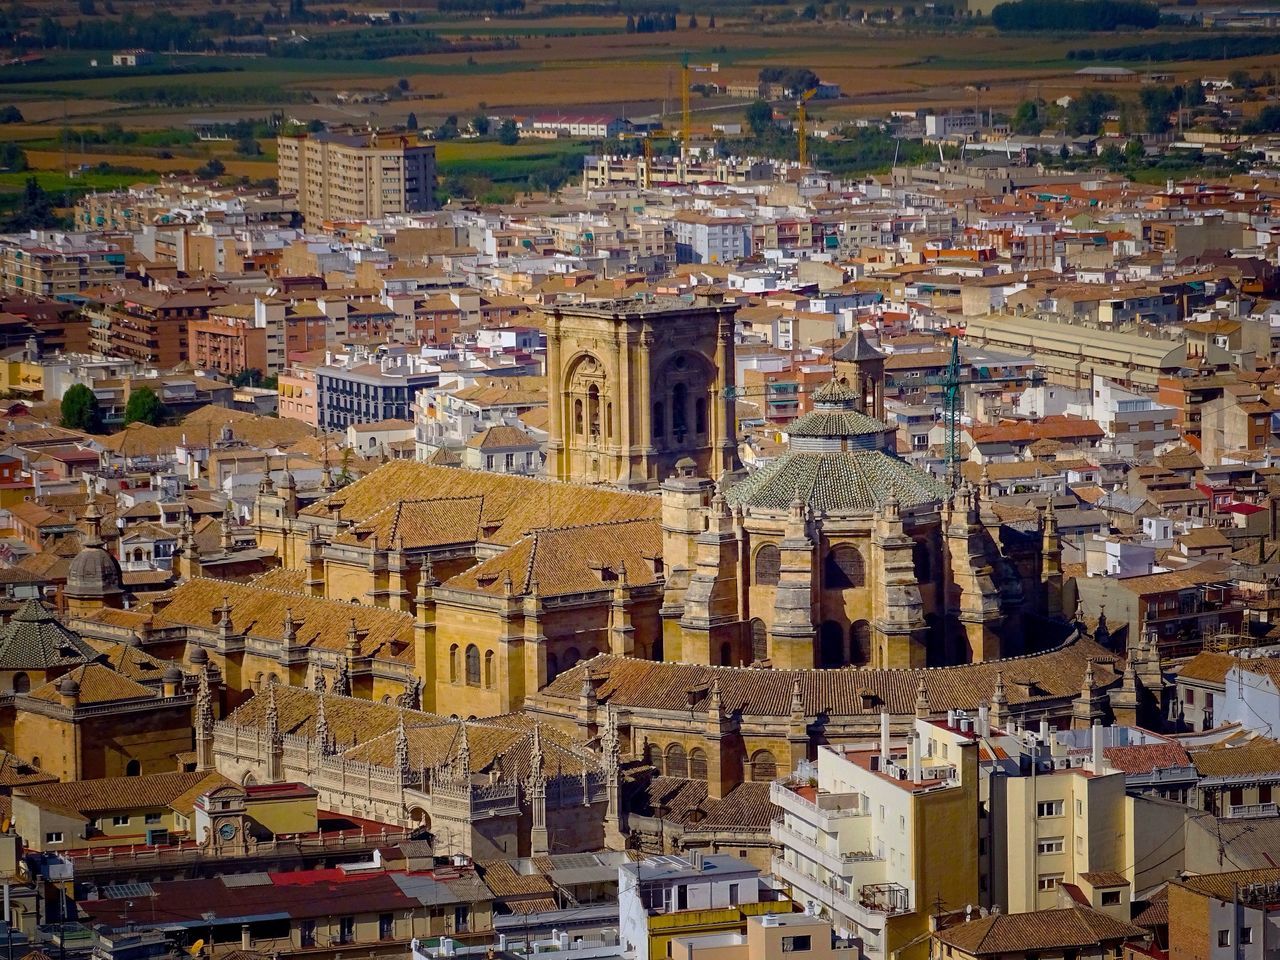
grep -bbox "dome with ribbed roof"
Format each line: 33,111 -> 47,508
0,599 -> 101,670
65,499 -> 123,608
725,451 -> 947,514
786,377 -> 895,453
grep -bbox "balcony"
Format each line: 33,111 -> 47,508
1227,802 -> 1277,819
770,856 -> 908,946
770,820 -> 879,878
770,781 -> 867,832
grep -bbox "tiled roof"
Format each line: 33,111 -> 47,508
26,663 -> 158,706
1080,870 -> 1128,887
1190,737 -> 1280,778
1174,866 -> 1280,902
84,639 -> 177,684
934,905 -> 1146,954
300,461 -> 658,546
146,578 -> 413,659
446,518 -> 661,598
1176,651 -> 1236,684
1103,742 -> 1191,774
725,450 -> 947,512
332,496 -> 485,550
14,770 -> 230,820
786,412 -> 890,439
536,636 -> 1118,718
224,686 -> 598,780
476,859 -> 556,899
465,425 -> 538,450
0,600 -> 101,670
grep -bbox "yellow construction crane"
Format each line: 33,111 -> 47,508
797,88 -> 817,167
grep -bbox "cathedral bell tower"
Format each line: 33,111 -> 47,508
545,294 -> 738,490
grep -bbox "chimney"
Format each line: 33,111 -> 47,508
1091,722 -> 1104,773
947,708 -> 957,728
880,710 -> 891,760
908,731 -> 922,783
977,704 -> 990,738
240,925 -> 251,951
1039,719 -> 1050,743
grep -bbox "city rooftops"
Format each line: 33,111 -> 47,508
622,853 -> 759,883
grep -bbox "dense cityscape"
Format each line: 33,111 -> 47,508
0,2 -> 1273,960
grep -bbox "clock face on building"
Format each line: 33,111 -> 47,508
218,821 -> 237,841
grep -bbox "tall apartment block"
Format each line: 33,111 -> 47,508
277,132 -> 435,224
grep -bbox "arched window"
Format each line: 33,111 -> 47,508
132,548 -> 143,562
573,398 -> 584,435
688,748 -> 708,780
754,545 -> 781,586
695,396 -> 708,435
720,641 -> 733,666
645,742 -> 663,774
465,645 -> 481,686
825,545 -> 866,589
750,619 -> 768,664
672,383 -> 688,439
749,750 -> 778,782
546,651 -> 559,683
850,620 -> 872,666
12,672 -> 29,694
820,621 -> 845,668
913,541 -> 931,582
665,743 -> 688,779
125,759 -> 141,777
588,384 -> 601,438
484,650 -> 495,688
563,647 -> 581,670
653,401 -> 665,439
449,645 -> 459,683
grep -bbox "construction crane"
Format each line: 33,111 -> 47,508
928,333 -> 1045,488
642,132 -> 654,189
796,87 -> 816,167
681,52 -> 692,160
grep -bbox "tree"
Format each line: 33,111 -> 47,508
625,13 -> 635,31
397,77 -> 410,92
471,115 -> 490,135
124,386 -> 167,426
1139,85 -> 1175,133
708,13 -> 715,26
60,384 -> 102,433
0,106 -> 22,124
235,137 -> 262,156
1011,100 -> 1044,135
745,99 -> 774,138
197,157 -> 226,178
688,13 -> 697,27
497,118 -> 519,145
1124,137 -> 1145,163
406,111 -> 419,131
0,143 -> 26,172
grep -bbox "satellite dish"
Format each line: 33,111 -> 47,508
188,940 -> 205,957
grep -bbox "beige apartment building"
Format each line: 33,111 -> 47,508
277,131 -> 435,224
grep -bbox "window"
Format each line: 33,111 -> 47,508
379,913 -> 394,940
1036,837 -> 1064,854
749,750 -> 777,782
1261,785 -> 1272,804
449,644 -> 459,683
1217,931 -> 1230,948
1101,891 -> 1121,906
300,921 -> 316,949
484,650 -> 495,688
665,743 -> 688,779
45,832 -> 63,844
1037,875 -> 1062,891
781,936 -> 811,953
824,545 -> 866,589
465,644 -> 480,685
728,883 -> 739,907
1036,800 -> 1063,818
338,917 -> 355,945
1240,927 -> 1253,945
1075,799 -> 1083,816
144,813 -> 162,825
1185,688 -> 1195,705
689,748 -> 708,781
754,545 -> 781,586
112,816 -> 130,827
11,672 -> 28,694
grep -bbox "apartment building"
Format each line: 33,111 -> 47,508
314,346 -> 440,431
277,131 -> 435,225
770,715 -> 979,960
0,232 -> 126,298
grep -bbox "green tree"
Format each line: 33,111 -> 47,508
1139,86 -> 1175,133
1011,100 -> 1044,135
497,118 -> 519,145
0,142 -> 26,171
708,13 -> 715,26
745,99 -> 774,138
124,386 -> 167,426
688,13 -> 697,27
0,105 -> 23,124
407,111 -> 419,131
197,157 -> 226,179
471,115 -> 489,135
1124,137 -> 1145,163
234,137 -> 262,156
60,384 -> 102,433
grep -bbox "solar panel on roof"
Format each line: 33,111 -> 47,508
221,873 -> 272,888
102,883 -> 154,899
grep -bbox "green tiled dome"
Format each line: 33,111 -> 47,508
726,451 -> 948,513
